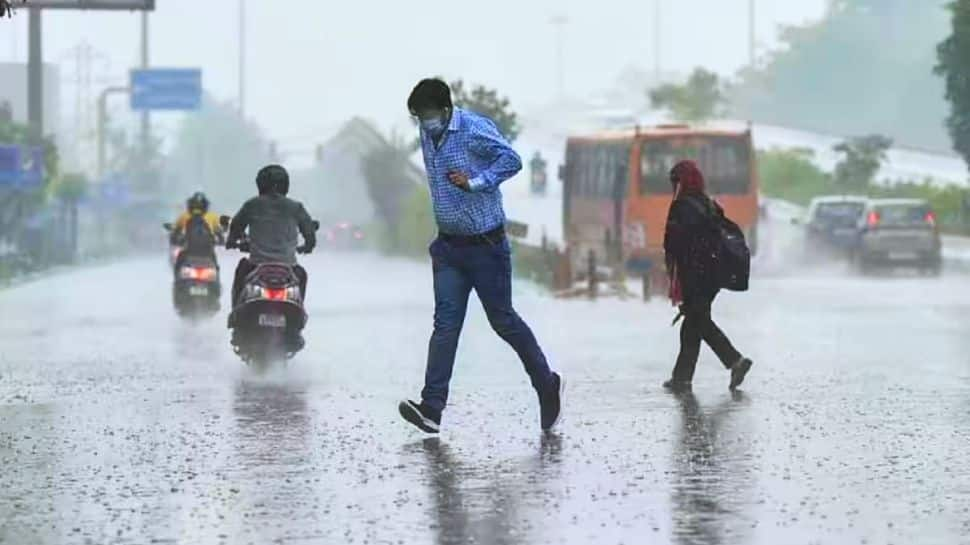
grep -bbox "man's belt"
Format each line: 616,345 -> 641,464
438,226 -> 506,246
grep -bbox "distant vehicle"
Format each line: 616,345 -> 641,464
562,125 -> 759,296
323,222 -> 366,250
799,195 -> 868,253
163,222 -> 221,318
853,198 -> 942,275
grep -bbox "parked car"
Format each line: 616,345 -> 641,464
798,195 -> 869,254
853,198 -> 942,275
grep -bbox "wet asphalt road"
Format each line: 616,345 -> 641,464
1,245 -> 970,545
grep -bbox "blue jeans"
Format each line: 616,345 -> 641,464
421,236 -> 554,412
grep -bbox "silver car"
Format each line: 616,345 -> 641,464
854,198 -> 942,275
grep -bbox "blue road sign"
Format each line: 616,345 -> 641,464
0,145 -> 44,189
130,68 -> 202,111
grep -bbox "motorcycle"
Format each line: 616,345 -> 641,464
221,215 -> 318,367
163,222 -> 222,318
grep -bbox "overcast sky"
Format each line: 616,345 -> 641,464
4,0 -> 826,153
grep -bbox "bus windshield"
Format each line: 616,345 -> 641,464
640,136 -> 751,195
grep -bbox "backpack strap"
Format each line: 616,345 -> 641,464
678,194 -> 718,226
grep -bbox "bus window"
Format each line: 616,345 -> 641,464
640,137 -> 750,195
707,139 -> 750,195
640,141 -> 679,195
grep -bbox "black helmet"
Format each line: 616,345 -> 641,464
256,164 -> 289,196
186,191 -> 209,213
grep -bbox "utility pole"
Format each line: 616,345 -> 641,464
239,0 -> 246,117
27,7 -> 42,143
97,86 -> 131,181
653,0 -> 662,82
748,0 -> 756,68
139,10 -> 151,182
550,15 -> 569,101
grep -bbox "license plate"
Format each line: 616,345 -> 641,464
258,314 -> 286,328
188,285 -> 209,296
889,251 -> 918,260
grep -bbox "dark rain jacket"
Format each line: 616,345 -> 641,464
664,160 -> 721,304
227,194 -> 316,265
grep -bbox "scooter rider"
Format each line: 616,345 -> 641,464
171,191 -> 224,264
226,165 -> 316,322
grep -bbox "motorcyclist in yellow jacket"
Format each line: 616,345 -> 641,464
171,192 -> 224,263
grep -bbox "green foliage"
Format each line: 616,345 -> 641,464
936,0 -> 970,169
450,79 -> 520,142
758,146 -> 970,232
393,184 -> 436,257
649,68 -> 725,123
54,172 -> 88,202
832,134 -> 893,189
758,148 -> 835,205
731,1 -> 950,151
361,134 -> 421,252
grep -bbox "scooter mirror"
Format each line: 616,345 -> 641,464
162,223 -> 173,232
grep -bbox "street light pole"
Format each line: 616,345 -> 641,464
239,0 -> 246,117
550,15 -> 569,101
653,0 -> 662,81
139,10 -> 151,183
97,86 -> 131,181
748,0 -> 756,68
27,7 -> 42,143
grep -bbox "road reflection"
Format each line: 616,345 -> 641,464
407,433 -> 563,545
231,379 -> 311,469
670,391 -> 752,545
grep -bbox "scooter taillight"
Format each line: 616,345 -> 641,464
263,288 -> 287,301
181,266 -> 217,281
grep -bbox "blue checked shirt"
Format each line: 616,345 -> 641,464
418,107 -> 522,235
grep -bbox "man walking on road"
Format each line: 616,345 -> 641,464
398,78 -> 564,434
662,160 -> 753,392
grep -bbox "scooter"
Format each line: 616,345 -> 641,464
221,215 -> 317,368
163,223 -> 221,318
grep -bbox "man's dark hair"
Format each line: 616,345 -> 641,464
407,78 -> 452,114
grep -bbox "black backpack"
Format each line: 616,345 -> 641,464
184,213 -> 215,256
683,196 -> 751,292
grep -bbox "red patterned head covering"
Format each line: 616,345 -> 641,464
670,159 -> 706,197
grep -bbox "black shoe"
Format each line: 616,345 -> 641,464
540,372 -> 565,432
662,378 -> 692,392
398,399 -> 441,434
729,357 -> 753,390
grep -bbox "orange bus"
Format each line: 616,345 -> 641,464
561,125 -> 759,294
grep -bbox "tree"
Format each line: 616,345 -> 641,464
360,133 -> 419,252
832,134 -> 892,188
758,148 -> 834,204
730,1 -> 949,151
936,0 -> 970,170
450,79 -> 520,142
164,97 -> 272,209
648,68 -> 725,123
0,1 -> 26,18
